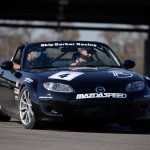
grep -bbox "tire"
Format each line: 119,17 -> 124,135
19,86 -> 38,129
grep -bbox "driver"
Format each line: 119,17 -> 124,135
26,50 -> 50,68
70,47 -> 95,66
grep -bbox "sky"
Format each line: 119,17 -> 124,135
79,30 -> 102,41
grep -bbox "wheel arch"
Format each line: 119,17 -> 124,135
19,82 -> 39,105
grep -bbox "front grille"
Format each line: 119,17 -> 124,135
69,99 -> 133,106
69,99 -> 133,118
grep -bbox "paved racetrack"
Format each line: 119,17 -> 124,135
0,118 -> 150,150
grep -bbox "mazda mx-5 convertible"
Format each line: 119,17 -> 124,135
0,40 -> 150,132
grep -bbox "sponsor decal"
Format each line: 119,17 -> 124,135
15,81 -> 20,87
24,78 -> 33,83
76,93 -> 127,99
14,88 -> 20,94
15,96 -> 19,100
41,42 -> 97,47
39,94 -> 53,99
109,71 -> 133,78
39,96 -> 53,99
49,71 -> 83,81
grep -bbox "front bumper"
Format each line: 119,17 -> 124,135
34,98 -> 150,123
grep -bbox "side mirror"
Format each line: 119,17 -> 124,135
0,61 -> 13,70
123,59 -> 135,69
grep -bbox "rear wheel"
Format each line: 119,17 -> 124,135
19,86 -> 39,129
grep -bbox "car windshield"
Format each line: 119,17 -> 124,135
23,41 -> 122,69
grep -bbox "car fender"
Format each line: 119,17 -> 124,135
19,80 -> 39,105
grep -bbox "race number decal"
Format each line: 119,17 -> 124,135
48,71 -> 84,81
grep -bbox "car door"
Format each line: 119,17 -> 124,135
0,69 -> 8,109
0,69 -> 18,113
0,45 -> 24,117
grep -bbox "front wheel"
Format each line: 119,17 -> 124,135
19,86 -> 38,129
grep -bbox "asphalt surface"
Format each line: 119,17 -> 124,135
0,118 -> 150,150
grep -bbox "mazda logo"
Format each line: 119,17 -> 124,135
95,87 -> 105,93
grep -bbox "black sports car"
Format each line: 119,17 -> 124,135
0,40 -> 150,132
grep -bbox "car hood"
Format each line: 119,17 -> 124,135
31,67 -> 141,94
34,67 -> 139,83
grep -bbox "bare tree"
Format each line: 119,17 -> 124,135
0,22 -> 80,61
99,31 -> 147,74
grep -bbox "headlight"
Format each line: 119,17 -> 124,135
43,82 -> 74,93
125,81 -> 145,92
